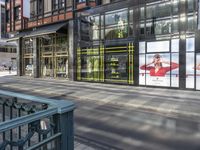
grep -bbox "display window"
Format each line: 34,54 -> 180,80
105,9 -> 128,40
23,38 -> 34,76
105,53 -> 128,81
80,47 -> 100,81
39,34 -> 68,78
77,43 -> 134,84
139,40 -> 179,87
104,44 -> 134,84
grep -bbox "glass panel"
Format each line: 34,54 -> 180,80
139,54 -> 145,85
44,0 -> 52,13
42,57 -> 54,77
56,57 -> 68,78
172,0 -> 179,15
146,2 -> 171,19
171,39 -> 179,52
105,53 -> 128,81
129,9 -> 133,36
187,16 -> 197,31
25,58 -> 33,76
139,42 -> 145,54
81,55 -> 99,81
196,53 -> 200,90
172,18 -> 179,33
186,52 -> 195,88
154,19 -> 171,35
171,53 -> 179,87
140,7 -> 145,20
91,16 -> 100,40
187,0 -> 195,12
147,41 -> 170,53
186,38 -> 195,52
105,9 -> 128,39
67,0 -> 72,7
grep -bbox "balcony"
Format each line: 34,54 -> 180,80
0,90 -> 75,150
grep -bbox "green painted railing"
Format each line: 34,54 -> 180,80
0,90 -> 75,150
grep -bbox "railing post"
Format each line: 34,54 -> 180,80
59,110 -> 74,150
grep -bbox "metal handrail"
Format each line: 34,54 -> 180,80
0,90 -> 75,150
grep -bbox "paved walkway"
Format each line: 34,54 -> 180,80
0,75 -> 200,150
0,70 -> 17,77
1,75 -> 200,119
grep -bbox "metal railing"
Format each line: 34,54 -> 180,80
0,90 -> 75,150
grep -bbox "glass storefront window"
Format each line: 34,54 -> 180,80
140,7 -> 145,20
23,38 -> 34,76
172,18 -> 179,33
105,53 -> 128,81
187,16 -> 197,31
155,19 -> 171,35
172,0 -> 179,15
105,9 -> 128,39
40,34 -> 68,78
139,40 -> 179,87
187,0 -> 195,12
90,15 -> 100,40
129,9 -> 133,36
186,37 -> 195,89
81,47 -> 100,81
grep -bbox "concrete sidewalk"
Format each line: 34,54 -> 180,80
0,76 -> 200,150
1,75 -> 200,119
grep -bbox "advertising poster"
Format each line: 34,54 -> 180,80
139,54 -> 145,85
140,53 -> 179,87
196,54 -> 200,90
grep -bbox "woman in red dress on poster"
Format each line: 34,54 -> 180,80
195,64 -> 200,70
140,54 -> 179,77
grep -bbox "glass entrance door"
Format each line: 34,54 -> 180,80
42,57 -> 53,77
55,57 -> 68,78
24,58 -> 33,76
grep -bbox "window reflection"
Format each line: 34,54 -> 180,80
105,9 -> 128,40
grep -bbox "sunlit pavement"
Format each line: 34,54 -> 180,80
0,75 -> 200,150
0,71 -> 17,77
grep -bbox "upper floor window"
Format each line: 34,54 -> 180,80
67,0 -> 72,7
59,0 -> 65,8
38,0 -> 43,15
44,0 -> 52,13
187,0 -> 196,12
105,9 -> 128,40
53,0 -> 59,10
30,0 -> 37,18
6,10 -> 10,23
14,6 -> 20,21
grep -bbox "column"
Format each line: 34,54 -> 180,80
68,20 -> 75,81
33,37 -> 39,78
16,37 -> 23,76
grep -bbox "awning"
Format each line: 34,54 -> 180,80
6,31 -> 31,42
0,39 -> 17,48
24,22 -> 68,38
